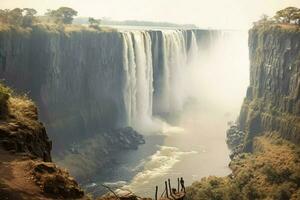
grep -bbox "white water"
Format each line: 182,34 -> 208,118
91,29 -> 249,198
122,31 -> 154,131
122,30 -> 198,132
160,30 -> 188,114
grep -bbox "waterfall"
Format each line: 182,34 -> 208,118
188,31 -> 199,62
160,30 -> 188,113
122,31 -> 154,130
122,30 -> 198,131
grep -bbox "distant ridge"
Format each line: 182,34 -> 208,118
73,17 -> 198,29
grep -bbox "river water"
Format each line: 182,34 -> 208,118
84,29 -> 249,198
86,100 -> 237,198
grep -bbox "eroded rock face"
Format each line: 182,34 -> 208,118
0,97 -> 52,161
0,93 -> 85,199
238,26 -> 300,151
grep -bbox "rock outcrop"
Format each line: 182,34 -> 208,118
0,84 -> 85,199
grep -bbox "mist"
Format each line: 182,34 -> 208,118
184,31 -> 249,114
96,30 -> 250,196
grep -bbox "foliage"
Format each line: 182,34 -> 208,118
0,82 -> 12,116
186,134 -> 300,200
186,177 -> 242,200
275,7 -> 300,24
45,7 -> 78,24
88,17 -> 101,30
22,8 -> 38,26
255,7 -> 300,27
0,8 -> 37,27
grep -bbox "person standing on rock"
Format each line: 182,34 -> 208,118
180,177 -> 185,193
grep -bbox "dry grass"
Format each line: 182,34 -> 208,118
186,133 -> 300,200
0,83 -> 40,133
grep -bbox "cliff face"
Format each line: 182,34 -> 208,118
0,26 -> 218,152
0,85 -> 85,199
187,26 -> 300,200
0,26 -> 125,151
239,26 -> 300,151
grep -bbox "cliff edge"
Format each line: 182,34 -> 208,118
0,83 -> 85,200
186,25 -> 300,200
239,25 -> 300,152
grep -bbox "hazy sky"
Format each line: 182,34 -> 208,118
1,0 -> 300,29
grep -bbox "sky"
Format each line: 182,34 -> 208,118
1,0 -> 300,29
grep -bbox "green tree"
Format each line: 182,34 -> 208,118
0,8 -> 37,27
46,7 -> 77,24
291,9 -> 300,25
255,14 -> 272,26
0,9 -> 10,24
8,8 -> 23,26
22,8 -> 37,26
88,17 -> 101,30
275,7 -> 300,24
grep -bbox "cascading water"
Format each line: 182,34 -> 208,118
122,30 -> 199,131
0,27 -> 249,197
160,30 -> 188,114
122,31 -> 154,130
117,29 -> 249,196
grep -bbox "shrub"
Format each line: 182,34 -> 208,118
0,83 -> 12,116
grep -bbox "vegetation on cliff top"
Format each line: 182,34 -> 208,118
186,133 -> 300,200
254,7 -> 300,32
0,7 -> 115,32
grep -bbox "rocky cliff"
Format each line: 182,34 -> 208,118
0,25 -> 125,152
0,83 -> 85,199
238,25 -> 300,151
186,25 -> 300,200
0,25 -> 221,181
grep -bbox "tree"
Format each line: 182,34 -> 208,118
0,8 -> 37,27
22,8 -> 37,26
275,7 -> 300,24
8,8 -> 23,26
46,7 -> 77,24
88,17 -> 101,30
0,9 -> 10,24
291,10 -> 300,25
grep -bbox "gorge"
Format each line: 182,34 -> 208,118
0,25 -> 249,197
1,3 -> 300,200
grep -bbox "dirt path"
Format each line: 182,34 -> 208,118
0,149 -> 53,200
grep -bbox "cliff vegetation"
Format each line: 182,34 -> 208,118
0,83 -> 86,199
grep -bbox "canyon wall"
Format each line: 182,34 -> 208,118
238,26 -> 300,151
0,26 -> 219,152
0,27 -> 125,151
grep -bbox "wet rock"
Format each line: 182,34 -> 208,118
226,124 -> 245,159
105,127 -> 145,150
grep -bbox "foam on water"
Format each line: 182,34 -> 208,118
123,145 -> 197,191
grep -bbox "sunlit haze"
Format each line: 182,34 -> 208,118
1,0 -> 300,29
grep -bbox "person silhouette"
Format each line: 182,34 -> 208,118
180,177 -> 185,193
